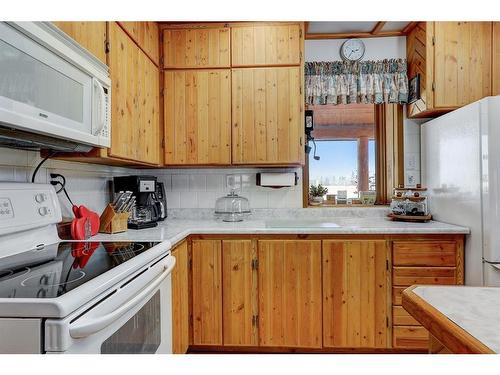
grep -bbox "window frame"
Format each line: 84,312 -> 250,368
302,103 -> 404,207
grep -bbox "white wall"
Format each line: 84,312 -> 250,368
305,36 -> 406,61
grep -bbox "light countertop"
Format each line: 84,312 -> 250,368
406,286 -> 500,353
91,216 -> 469,245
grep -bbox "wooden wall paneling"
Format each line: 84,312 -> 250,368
171,241 -> 190,354
493,22 -> 500,95
118,21 -> 160,65
231,24 -> 301,66
164,69 -> 231,165
222,240 -> 258,346
52,21 -> 107,64
433,22 -> 492,108
258,240 -> 322,348
322,240 -> 390,348
163,28 -> 230,68
232,67 -> 302,164
192,239 -> 223,345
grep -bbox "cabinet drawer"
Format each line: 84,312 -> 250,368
393,241 -> 457,266
393,326 -> 429,349
393,306 -> 421,326
393,267 -> 457,286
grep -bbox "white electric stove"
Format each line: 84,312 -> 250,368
0,182 -> 175,354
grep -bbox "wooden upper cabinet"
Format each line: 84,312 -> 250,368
222,240 -> 258,346
164,69 -> 231,165
232,67 -> 303,165
52,22 -> 107,64
118,21 -> 160,65
258,240 -> 322,348
407,22 -> 493,118
433,22 -> 492,108
322,240 -> 390,349
493,22 -> 500,96
108,22 -> 159,164
231,24 -> 302,67
171,241 -> 190,354
163,28 -> 230,68
191,240 -> 223,346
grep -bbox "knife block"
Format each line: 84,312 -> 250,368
99,204 -> 130,234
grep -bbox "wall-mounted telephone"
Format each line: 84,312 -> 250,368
304,109 -> 320,160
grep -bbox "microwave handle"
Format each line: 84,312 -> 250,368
69,256 -> 176,339
93,78 -> 106,136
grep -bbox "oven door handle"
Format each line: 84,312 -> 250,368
69,256 -> 176,339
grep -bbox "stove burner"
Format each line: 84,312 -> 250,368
0,267 -> 30,280
21,270 -> 86,288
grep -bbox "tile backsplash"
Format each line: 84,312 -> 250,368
0,147 -> 131,218
403,114 -> 428,187
146,168 -> 303,209
0,147 -> 304,214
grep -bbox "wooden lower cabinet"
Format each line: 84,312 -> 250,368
181,235 -> 464,353
391,238 -> 464,350
191,240 -> 223,345
222,240 -> 258,346
258,240 -> 322,348
322,240 -> 390,348
171,241 -> 190,354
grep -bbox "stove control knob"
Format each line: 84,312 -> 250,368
35,193 -> 47,203
38,206 -> 50,216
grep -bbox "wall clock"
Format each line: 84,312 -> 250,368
340,38 -> 365,61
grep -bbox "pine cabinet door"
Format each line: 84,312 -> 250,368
257,240 -> 322,348
433,22 -> 492,108
232,67 -> 303,164
231,24 -> 302,67
163,28 -> 230,69
108,22 -> 138,161
322,240 -> 390,348
52,21 -> 107,64
108,22 -> 159,164
222,240 -> 258,346
171,241 -> 190,354
136,53 -> 160,164
192,240 -> 223,345
164,69 -> 231,165
118,21 -> 159,65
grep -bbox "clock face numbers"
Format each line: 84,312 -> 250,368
341,39 -> 365,61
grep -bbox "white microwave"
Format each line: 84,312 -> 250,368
0,22 -> 111,152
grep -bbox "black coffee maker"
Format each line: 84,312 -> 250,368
113,176 -> 166,229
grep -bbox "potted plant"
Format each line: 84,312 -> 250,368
309,184 -> 328,206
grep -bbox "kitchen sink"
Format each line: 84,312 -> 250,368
265,219 -> 340,228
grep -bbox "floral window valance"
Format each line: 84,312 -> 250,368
305,59 -> 408,105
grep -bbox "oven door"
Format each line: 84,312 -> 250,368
44,255 -> 175,354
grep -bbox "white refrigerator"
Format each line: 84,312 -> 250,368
421,96 -> 500,286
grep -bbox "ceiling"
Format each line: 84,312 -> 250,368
306,21 -> 416,39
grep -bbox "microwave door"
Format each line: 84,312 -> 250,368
0,23 -> 94,145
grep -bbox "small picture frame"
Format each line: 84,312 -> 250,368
408,74 -> 421,104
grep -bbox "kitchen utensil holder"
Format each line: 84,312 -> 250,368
99,204 -> 130,234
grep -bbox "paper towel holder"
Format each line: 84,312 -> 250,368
256,172 -> 298,188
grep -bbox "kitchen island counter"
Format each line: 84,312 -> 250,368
402,285 -> 499,354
